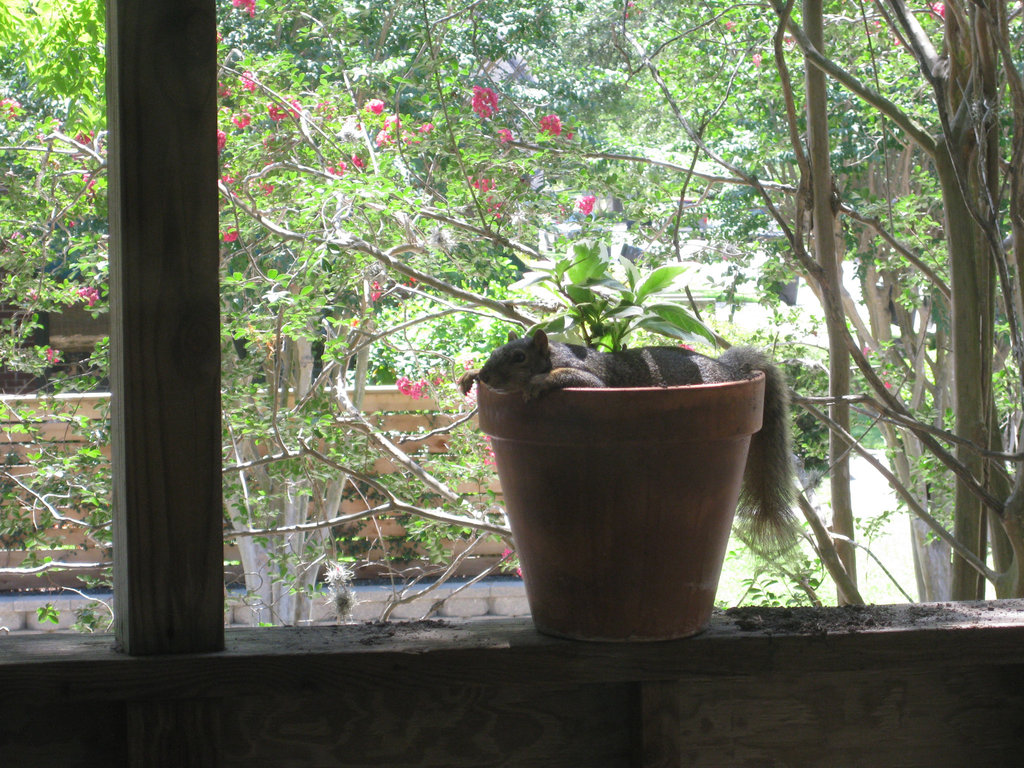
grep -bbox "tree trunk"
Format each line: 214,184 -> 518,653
938,141 -> 991,601
805,0 -> 856,598
933,4 -> 1002,599
910,516 -> 952,601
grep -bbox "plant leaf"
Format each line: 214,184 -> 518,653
510,270 -> 552,290
635,265 -> 689,302
566,242 -> 604,283
644,304 -> 716,342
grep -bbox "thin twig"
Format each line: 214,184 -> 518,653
800,400 -> 998,583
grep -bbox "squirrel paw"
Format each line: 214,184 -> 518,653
522,375 -> 553,402
457,371 -> 479,395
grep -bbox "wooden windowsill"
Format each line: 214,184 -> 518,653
4,600 -> 1024,702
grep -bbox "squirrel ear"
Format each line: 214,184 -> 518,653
532,329 -> 549,354
507,330 -> 519,343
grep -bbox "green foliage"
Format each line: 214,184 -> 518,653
35,602 -> 59,624
515,241 -> 715,351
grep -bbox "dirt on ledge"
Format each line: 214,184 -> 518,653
722,600 -> 1023,636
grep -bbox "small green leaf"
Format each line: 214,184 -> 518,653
510,270 -> 552,290
621,258 -> 641,292
607,304 -> 644,320
591,276 -> 631,294
566,243 -> 604,283
565,284 -> 599,305
640,308 -> 716,343
37,603 -> 60,625
636,265 -> 689,302
535,316 -> 574,335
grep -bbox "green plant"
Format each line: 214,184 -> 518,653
514,242 -> 716,352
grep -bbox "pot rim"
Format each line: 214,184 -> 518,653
476,371 -> 766,443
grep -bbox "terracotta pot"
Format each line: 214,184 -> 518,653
477,374 -> 765,641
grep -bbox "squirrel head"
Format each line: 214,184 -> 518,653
476,330 -> 552,393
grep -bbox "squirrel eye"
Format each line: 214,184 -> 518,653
511,350 -> 526,363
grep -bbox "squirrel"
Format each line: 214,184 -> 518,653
458,329 -> 798,554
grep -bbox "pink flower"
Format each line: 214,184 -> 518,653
328,161 -> 348,176
385,115 -> 402,132
231,0 -> 256,18
418,122 -> 434,134
45,347 -> 61,365
930,2 -> 945,18
221,174 -> 235,185
240,71 -> 258,92
267,100 -> 300,121
77,286 -> 100,308
539,113 -> 562,136
0,98 -> 21,119
260,182 -> 274,195
497,128 -> 514,143
472,86 -> 499,119
365,99 -> 386,115
232,112 -> 251,130
217,130 -> 227,152
752,52 -> 763,67
351,154 -> 365,169
725,20 -> 735,30
576,194 -> 596,216
370,281 -> 383,302
375,130 -> 393,147
500,546 -> 521,577
397,376 -> 428,400
473,177 -> 495,193
223,229 -> 239,243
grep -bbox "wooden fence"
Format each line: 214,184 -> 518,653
0,388 -> 504,591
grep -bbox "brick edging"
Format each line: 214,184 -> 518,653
0,578 -> 530,634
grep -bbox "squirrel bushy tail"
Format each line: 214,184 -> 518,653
719,346 -> 798,556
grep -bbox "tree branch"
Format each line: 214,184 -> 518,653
800,399 -> 998,583
774,1 -> 937,154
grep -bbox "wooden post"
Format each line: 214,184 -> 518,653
107,0 -> 223,656
639,681 -> 682,768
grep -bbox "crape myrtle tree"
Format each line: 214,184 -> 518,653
210,0 -> 670,623
1,0 -> 595,624
0,0 -> 112,604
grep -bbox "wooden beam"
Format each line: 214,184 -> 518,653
4,607 -> 1024,765
6,604 -> 1024,699
107,0 -> 223,655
